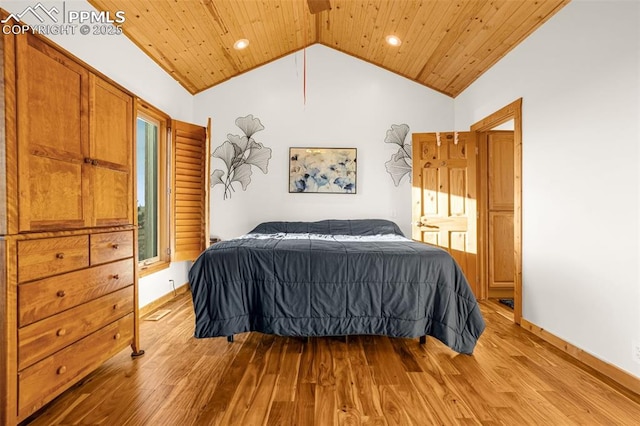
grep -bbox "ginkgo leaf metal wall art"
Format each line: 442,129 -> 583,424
211,115 -> 272,199
384,123 -> 412,186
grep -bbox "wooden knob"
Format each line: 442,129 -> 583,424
57,366 -> 67,375
56,252 -> 65,259
112,243 -> 119,249
112,274 -> 119,280
113,304 -> 118,310
56,290 -> 66,298
56,328 -> 66,336
114,333 -> 121,340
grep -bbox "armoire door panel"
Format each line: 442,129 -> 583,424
17,33 -> 90,232
23,48 -> 84,158
92,167 -> 130,227
25,152 -> 87,230
90,76 -> 132,171
89,75 -> 133,226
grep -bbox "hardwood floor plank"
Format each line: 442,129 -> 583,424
25,393 -> 91,426
217,334 -> 275,425
393,384 -> 441,425
299,337 -> 318,384
266,401 -> 295,426
272,338 -> 303,402
240,373 -> 277,425
294,382 -> 316,426
378,385 -> 412,425
389,338 -> 423,373
406,371 -> 473,424
316,337 -> 337,386
22,293 -> 640,425
347,337 -> 384,419
315,383 -> 337,425
203,332 -> 260,413
363,335 -> 412,386
448,356 -> 514,408
121,385 -> 176,426
330,338 -> 363,420
501,389 -> 575,425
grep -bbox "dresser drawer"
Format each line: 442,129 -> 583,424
18,313 -> 134,419
91,230 -> 134,265
18,258 -> 134,326
18,286 -> 134,370
18,235 -> 89,283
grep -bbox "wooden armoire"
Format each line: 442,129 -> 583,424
1,21 -> 143,424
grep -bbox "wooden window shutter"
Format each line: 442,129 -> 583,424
171,119 -> 210,261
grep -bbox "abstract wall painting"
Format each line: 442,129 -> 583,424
289,147 -> 357,194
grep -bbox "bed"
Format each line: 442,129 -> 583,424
188,219 -> 485,354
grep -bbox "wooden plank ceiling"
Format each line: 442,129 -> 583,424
88,0 -> 569,97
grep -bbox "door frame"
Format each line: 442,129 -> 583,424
470,98 -> 523,324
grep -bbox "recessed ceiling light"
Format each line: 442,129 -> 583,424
233,39 -> 249,50
385,35 -> 402,47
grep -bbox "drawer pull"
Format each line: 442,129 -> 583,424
55,252 -> 65,259
112,243 -> 119,249
56,290 -> 66,298
112,274 -> 120,280
113,304 -> 118,310
114,332 -> 121,340
57,366 -> 67,375
56,328 -> 67,336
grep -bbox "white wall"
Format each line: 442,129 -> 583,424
455,0 -> 640,377
194,44 -> 453,239
3,0 -> 195,306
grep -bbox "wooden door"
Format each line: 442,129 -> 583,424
171,119 -> 209,261
89,75 -> 134,227
17,33 -> 90,231
412,132 -> 478,297
484,131 -> 514,297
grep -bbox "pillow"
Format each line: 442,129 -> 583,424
249,219 -> 404,237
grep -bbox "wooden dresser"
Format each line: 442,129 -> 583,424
1,19 -> 143,425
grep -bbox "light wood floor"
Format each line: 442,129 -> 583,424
24,293 -> 640,425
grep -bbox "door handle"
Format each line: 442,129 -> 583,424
416,220 -> 439,229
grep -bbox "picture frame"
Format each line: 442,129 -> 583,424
289,147 -> 357,194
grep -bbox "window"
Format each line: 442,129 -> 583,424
136,102 -> 169,275
137,116 -> 159,263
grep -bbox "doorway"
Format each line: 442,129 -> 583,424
479,128 -> 515,319
471,99 -> 523,324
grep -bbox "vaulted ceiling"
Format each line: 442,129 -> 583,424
89,0 -> 570,97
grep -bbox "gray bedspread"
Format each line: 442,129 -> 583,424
188,219 -> 485,354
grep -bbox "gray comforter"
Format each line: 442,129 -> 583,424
189,219 -> 485,354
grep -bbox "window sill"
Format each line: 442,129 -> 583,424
139,260 -> 170,278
